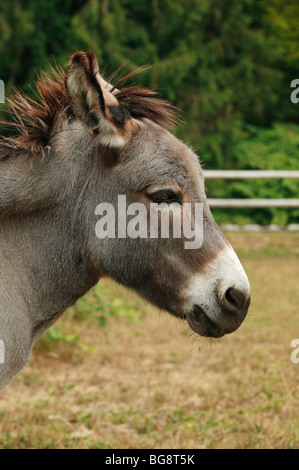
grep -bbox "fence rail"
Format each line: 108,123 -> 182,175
204,170 -> 299,179
208,199 -> 299,208
204,170 -> 299,231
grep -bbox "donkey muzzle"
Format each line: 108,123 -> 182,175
185,245 -> 251,338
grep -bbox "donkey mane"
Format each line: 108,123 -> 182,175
0,58 -> 178,159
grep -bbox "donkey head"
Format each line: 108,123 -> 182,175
64,51 -> 250,338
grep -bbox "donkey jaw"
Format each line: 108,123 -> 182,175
184,245 -> 251,338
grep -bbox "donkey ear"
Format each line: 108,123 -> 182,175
65,51 -> 130,147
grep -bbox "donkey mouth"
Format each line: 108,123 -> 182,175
186,305 -> 226,338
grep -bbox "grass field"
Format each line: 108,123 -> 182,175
0,232 -> 298,449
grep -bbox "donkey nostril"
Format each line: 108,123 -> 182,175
222,287 -> 247,313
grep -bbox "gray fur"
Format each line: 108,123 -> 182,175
0,53 -> 249,391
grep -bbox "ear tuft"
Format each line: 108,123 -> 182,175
65,51 -> 133,148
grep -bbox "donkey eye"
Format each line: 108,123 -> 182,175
149,191 -> 179,204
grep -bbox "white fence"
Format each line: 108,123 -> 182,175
204,170 -> 299,231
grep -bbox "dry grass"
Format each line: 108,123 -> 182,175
0,232 -> 298,449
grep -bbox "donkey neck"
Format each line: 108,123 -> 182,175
0,202 -> 101,341
0,129 -> 102,341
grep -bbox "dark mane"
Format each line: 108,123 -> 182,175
0,63 -> 178,158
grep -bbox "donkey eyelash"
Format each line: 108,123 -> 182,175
149,190 -> 181,204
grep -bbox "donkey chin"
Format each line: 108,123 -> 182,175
183,245 -> 251,338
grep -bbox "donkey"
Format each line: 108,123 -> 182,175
0,51 -> 250,392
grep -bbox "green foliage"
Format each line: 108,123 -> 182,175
208,123 -> 299,225
72,285 -> 139,328
46,327 -> 78,343
0,0 -> 298,226
37,283 -> 143,353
